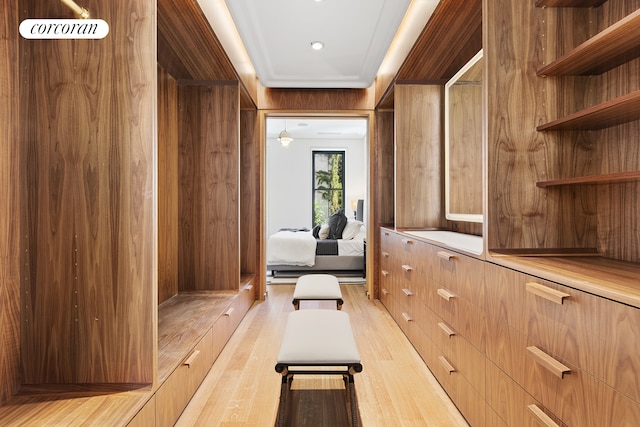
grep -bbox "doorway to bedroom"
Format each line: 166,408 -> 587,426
265,115 -> 369,284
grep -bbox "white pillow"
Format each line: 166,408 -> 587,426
318,224 -> 330,240
341,219 -> 363,240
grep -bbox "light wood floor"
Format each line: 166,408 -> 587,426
176,283 -> 469,426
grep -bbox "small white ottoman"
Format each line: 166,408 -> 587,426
292,274 -> 343,310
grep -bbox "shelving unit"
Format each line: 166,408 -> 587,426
536,89 -> 640,130
537,8 -> 640,76
537,171 -> 640,187
536,0 -> 606,7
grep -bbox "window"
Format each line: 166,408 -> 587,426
312,151 -> 345,226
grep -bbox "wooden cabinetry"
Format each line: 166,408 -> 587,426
380,227 -> 640,426
379,228 -> 486,426
486,0 -> 640,263
484,262 -> 640,426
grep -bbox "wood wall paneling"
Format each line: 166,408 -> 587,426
394,85 -> 445,229
374,111 -> 395,228
178,83 -> 240,291
486,0 -> 572,250
1,0 -> 22,406
371,111 -> 395,299
157,0 -> 237,82
396,0 -> 483,84
259,88 -> 375,111
158,66 -> 179,304
240,110 -> 259,284
448,81 -> 483,217
19,0 -> 157,385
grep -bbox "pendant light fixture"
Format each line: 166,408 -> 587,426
278,120 -> 293,147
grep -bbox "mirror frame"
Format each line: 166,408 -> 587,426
444,49 -> 484,223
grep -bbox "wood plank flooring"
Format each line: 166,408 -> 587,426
176,283 -> 469,426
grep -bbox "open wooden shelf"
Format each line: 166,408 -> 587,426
537,9 -> 640,76
536,89 -> 640,130
536,0 -> 607,7
536,171 -> 640,187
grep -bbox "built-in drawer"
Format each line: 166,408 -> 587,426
380,228 -> 435,278
127,395 -> 156,427
211,288 -> 253,360
378,266 -> 394,313
523,344 -> 615,427
432,247 -> 485,309
486,360 -> 561,427
156,328 -> 215,427
429,313 -> 485,401
484,263 -> 527,334
426,278 -> 486,352
430,344 -> 485,427
524,277 -> 602,379
599,297 -> 640,404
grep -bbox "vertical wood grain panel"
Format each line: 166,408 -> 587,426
374,111 -> 395,227
0,0 -> 22,405
486,0 -> 582,250
448,82 -> 483,216
394,85 -> 444,229
179,83 -> 240,291
240,110 -> 259,282
19,0 -> 156,384
158,66 -> 179,304
372,111 -> 395,299
595,0 -> 640,261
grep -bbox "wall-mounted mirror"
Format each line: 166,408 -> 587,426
445,50 -> 483,223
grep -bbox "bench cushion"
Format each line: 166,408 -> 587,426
277,310 -> 360,365
293,274 -> 342,300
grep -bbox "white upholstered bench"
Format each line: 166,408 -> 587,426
292,273 -> 343,310
275,309 -> 363,426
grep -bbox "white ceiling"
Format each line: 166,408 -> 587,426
223,0 -> 412,89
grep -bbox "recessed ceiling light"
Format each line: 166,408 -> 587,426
310,41 -> 324,50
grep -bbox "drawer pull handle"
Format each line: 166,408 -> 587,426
402,312 -> 413,322
438,322 -> 455,337
402,288 -> 414,296
381,270 -> 389,277
244,284 -> 253,291
401,239 -> 414,245
527,404 -> 560,427
384,231 -> 389,236
437,288 -> 456,301
438,356 -> 456,374
526,346 -> 571,379
401,264 -> 414,272
437,251 -> 456,261
526,282 -> 570,305
382,251 -> 390,258
183,350 -> 201,367
381,288 -> 390,296
224,307 -> 234,317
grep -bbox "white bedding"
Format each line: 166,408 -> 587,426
338,238 -> 364,256
267,230 -> 317,267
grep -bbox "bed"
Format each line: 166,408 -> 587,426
267,209 -> 365,277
